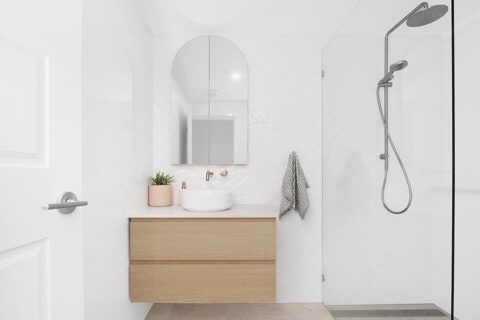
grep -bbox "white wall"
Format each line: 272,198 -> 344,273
82,0 -> 153,319
321,0 -> 453,308
322,31 -> 452,307
79,0 -> 466,311
455,1 -> 480,318
82,0 -> 353,303
153,33 -> 327,302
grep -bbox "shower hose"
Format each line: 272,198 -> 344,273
376,86 -> 413,214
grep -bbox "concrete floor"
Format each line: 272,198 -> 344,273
145,303 -> 457,320
146,303 -> 335,320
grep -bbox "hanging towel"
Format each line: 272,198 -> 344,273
279,151 -> 310,219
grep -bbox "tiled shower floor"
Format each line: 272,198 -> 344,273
326,304 -> 455,320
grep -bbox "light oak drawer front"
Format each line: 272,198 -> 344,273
130,218 -> 276,261
130,262 -> 276,303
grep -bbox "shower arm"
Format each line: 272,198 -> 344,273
381,2 -> 428,170
385,2 -> 429,68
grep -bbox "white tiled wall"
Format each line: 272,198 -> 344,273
82,0 -> 153,319
322,0 -> 452,308
455,1 -> 480,318
153,33 -> 327,302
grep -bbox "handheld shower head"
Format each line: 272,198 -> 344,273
389,60 -> 408,72
378,60 -> 408,86
406,4 -> 449,27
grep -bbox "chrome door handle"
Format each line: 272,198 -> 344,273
42,192 -> 88,214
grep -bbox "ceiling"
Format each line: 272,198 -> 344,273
137,0 -> 462,36
139,0 -> 360,35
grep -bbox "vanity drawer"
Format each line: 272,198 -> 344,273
130,262 -> 276,303
129,218 -> 276,261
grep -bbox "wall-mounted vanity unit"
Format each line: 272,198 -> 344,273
129,205 -> 276,303
171,35 -> 248,165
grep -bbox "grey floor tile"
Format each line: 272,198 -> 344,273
326,304 -> 454,320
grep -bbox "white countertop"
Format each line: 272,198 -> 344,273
129,204 -> 277,219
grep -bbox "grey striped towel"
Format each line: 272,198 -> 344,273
279,151 -> 310,219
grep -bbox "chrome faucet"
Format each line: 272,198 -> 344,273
205,169 -> 214,181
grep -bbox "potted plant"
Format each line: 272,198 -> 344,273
148,172 -> 174,207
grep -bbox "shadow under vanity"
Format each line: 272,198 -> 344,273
129,205 -> 277,303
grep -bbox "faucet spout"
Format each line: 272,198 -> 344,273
205,169 -> 214,181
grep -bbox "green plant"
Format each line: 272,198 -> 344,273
150,172 -> 175,185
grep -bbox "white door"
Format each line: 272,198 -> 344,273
0,0 -> 84,319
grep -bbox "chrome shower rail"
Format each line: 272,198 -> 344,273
377,2 -> 448,214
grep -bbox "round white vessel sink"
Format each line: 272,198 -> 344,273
180,189 -> 233,212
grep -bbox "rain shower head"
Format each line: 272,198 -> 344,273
378,60 -> 408,86
406,4 -> 449,27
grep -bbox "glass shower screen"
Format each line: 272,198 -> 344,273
322,0 -> 453,318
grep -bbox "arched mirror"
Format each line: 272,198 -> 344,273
171,36 -> 248,165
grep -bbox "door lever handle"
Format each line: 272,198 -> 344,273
42,192 -> 88,214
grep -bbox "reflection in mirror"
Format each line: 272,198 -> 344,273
171,36 -> 248,165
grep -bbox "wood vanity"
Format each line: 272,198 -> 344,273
129,205 -> 276,303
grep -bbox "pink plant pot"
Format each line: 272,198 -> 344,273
148,185 -> 172,207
